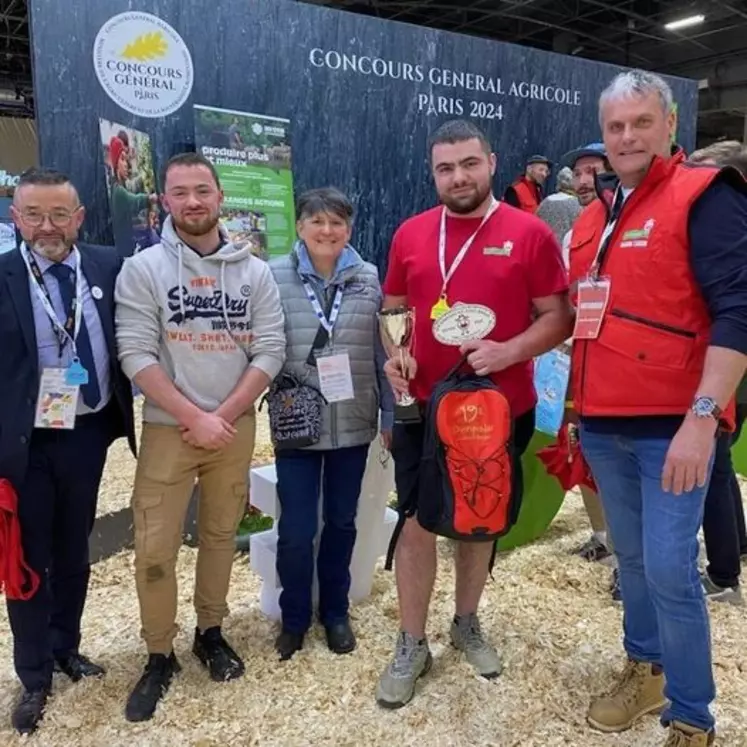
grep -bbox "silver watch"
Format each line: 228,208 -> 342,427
691,396 -> 722,421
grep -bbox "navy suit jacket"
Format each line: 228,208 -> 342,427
0,243 -> 136,487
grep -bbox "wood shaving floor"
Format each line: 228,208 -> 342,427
2,407 -> 746,746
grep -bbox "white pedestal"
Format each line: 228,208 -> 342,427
249,445 -> 398,621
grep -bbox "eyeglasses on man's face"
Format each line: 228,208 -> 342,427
20,207 -> 81,228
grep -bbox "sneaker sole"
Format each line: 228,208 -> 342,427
704,591 -> 743,606
375,652 -> 433,710
587,699 -> 667,733
449,636 -> 503,679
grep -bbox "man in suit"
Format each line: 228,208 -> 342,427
0,168 -> 136,735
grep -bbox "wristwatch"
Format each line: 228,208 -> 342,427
690,396 -> 722,421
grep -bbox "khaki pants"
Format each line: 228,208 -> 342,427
131,414 -> 255,654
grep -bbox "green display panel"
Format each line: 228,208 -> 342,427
496,430 -> 567,552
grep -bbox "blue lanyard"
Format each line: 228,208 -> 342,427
302,279 -> 343,334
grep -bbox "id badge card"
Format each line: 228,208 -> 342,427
34,368 -> 80,430
573,276 -> 611,340
316,348 -> 355,403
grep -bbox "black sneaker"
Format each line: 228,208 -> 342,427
193,627 -> 245,682
12,687 -> 49,735
125,653 -> 181,723
575,534 -> 612,564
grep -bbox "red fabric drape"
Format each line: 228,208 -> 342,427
0,478 -> 40,601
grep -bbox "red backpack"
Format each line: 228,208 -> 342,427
385,357 -> 518,568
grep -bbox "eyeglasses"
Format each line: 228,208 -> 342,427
20,207 -> 81,228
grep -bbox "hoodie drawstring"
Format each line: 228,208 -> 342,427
220,261 -> 231,336
177,242 -> 187,324
220,259 -> 250,362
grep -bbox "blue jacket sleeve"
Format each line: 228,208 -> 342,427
689,178 -> 747,355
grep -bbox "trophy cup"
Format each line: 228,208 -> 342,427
378,306 -> 421,423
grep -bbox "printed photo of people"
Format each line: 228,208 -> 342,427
221,208 -> 269,260
99,119 -> 160,258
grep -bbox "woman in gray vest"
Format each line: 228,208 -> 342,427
268,187 -> 394,661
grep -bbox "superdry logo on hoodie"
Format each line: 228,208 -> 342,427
166,283 -> 249,325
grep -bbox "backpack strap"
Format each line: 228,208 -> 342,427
384,473 -> 421,570
384,514 -> 405,571
444,352 -> 470,380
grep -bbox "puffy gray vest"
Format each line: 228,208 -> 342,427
269,251 -> 383,451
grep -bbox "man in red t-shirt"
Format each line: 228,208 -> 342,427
375,120 -> 571,709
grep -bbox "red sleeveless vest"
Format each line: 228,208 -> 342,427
511,177 -> 541,213
568,151 -> 730,421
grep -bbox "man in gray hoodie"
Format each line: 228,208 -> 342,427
114,152 -> 285,722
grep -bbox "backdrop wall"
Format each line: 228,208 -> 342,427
29,0 -> 698,271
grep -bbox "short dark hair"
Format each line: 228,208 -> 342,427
17,167 -> 72,188
427,119 -> 491,159
296,187 -> 354,224
162,152 -> 221,190
13,168 -> 78,203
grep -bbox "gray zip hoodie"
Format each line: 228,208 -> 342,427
115,216 -> 286,425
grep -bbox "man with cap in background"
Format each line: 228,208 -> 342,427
560,143 -> 610,264
503,155 -> 551,213
558,142 -> 619,598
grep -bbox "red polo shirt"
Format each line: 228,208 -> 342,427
383,202 -> 568,416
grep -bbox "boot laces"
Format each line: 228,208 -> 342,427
609,661 -> 646,707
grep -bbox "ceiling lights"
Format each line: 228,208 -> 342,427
664,14 -> 706,31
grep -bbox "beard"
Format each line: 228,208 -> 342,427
31,234 -> 73,262
440,181 -> 492,215
172,210 -> 220,238
577,190 -> 595,207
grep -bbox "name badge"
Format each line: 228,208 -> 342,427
35,368 -> 79,430
316,350 -> 355,403
573,278 -> 611,340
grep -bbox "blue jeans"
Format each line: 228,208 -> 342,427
579,427 -> 715,732
275,444 -> 370,634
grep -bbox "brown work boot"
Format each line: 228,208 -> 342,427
663,721 -> 715,746
587,659 -> 667,733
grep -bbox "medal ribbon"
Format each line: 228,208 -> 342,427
437,197 -> 500,300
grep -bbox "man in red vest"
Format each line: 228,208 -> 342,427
503,155 -> 551,213
568,70 -> 747,747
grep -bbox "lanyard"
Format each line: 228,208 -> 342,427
302,279 -> 343,334
21,244 -> 83,356
591,187 -> 627,278
438,197 -> 500,298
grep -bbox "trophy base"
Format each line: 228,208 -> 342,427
394,400 -> 422,424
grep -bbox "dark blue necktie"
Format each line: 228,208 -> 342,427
47,264 -> 101,409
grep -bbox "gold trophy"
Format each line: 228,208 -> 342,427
378,306 -> 421,423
